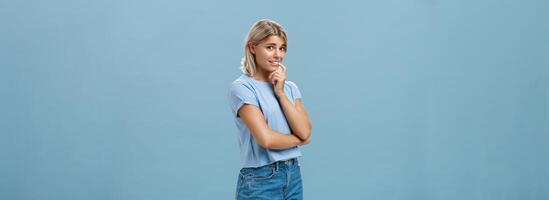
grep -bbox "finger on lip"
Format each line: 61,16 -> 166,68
269,71 -> 276,79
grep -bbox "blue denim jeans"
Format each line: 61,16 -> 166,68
236,158 -> 303,200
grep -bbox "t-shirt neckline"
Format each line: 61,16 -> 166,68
246,75 -> 271,85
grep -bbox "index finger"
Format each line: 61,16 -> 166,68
279,63 -> 287,73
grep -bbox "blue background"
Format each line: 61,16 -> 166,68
1,0 -> 548,199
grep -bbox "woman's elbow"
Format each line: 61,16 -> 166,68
304,125 -> 313,138
254,132 -> 273,149
303,132 -> 311,142
257,139 -> 272,149
296,129 -> 311,142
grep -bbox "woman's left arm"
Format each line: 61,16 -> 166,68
277,95 -> 312,141
270,64 -> 312,141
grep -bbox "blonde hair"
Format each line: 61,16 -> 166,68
241,19 -> 288,76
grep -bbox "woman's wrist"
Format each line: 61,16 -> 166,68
275,90 -> 286,98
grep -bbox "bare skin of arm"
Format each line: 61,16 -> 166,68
276,96 -> 312,141
239,104 -> 309,150
269,64 -> 313,141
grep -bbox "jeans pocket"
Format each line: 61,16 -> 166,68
240,165 -> 276,181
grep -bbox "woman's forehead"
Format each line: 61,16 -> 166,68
260,35 -> 287,45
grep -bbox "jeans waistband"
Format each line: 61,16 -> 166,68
275,158 -> 298,166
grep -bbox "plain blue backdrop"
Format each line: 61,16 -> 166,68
1,0 -> 548,199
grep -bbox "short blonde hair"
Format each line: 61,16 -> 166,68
241,19 -> 288,76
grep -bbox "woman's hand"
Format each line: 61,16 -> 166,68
269,63 -> 287,97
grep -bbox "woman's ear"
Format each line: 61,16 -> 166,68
249,43 -> 256,55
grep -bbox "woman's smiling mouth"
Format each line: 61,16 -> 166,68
269,61 -> 280,66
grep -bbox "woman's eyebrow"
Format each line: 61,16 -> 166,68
265,43 -> 287,47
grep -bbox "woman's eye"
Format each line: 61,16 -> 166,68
280,47 -> 286,52
266,46 -> 274,50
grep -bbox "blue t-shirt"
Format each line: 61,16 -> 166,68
228,74 -> 303,168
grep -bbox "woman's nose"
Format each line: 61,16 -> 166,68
273,49 -> 282,58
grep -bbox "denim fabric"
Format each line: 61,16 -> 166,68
236,158 -> 303,200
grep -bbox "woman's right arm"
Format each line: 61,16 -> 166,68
239,104 -> 308,149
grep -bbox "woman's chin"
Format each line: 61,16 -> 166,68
259,64 -> 278,72
261,67 -> 276,72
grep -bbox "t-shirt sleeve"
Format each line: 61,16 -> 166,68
229,82 -> 259,117
287,81 -> 302,100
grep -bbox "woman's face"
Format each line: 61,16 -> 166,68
251,35 -> 287,73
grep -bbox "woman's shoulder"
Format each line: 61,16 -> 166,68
285,80 -> 299,89
230,75 -> 254,91
231,74 -> 251,84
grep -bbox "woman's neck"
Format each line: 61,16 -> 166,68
252,68 -> 271,82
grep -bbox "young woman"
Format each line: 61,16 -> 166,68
228,19 -> 312,200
